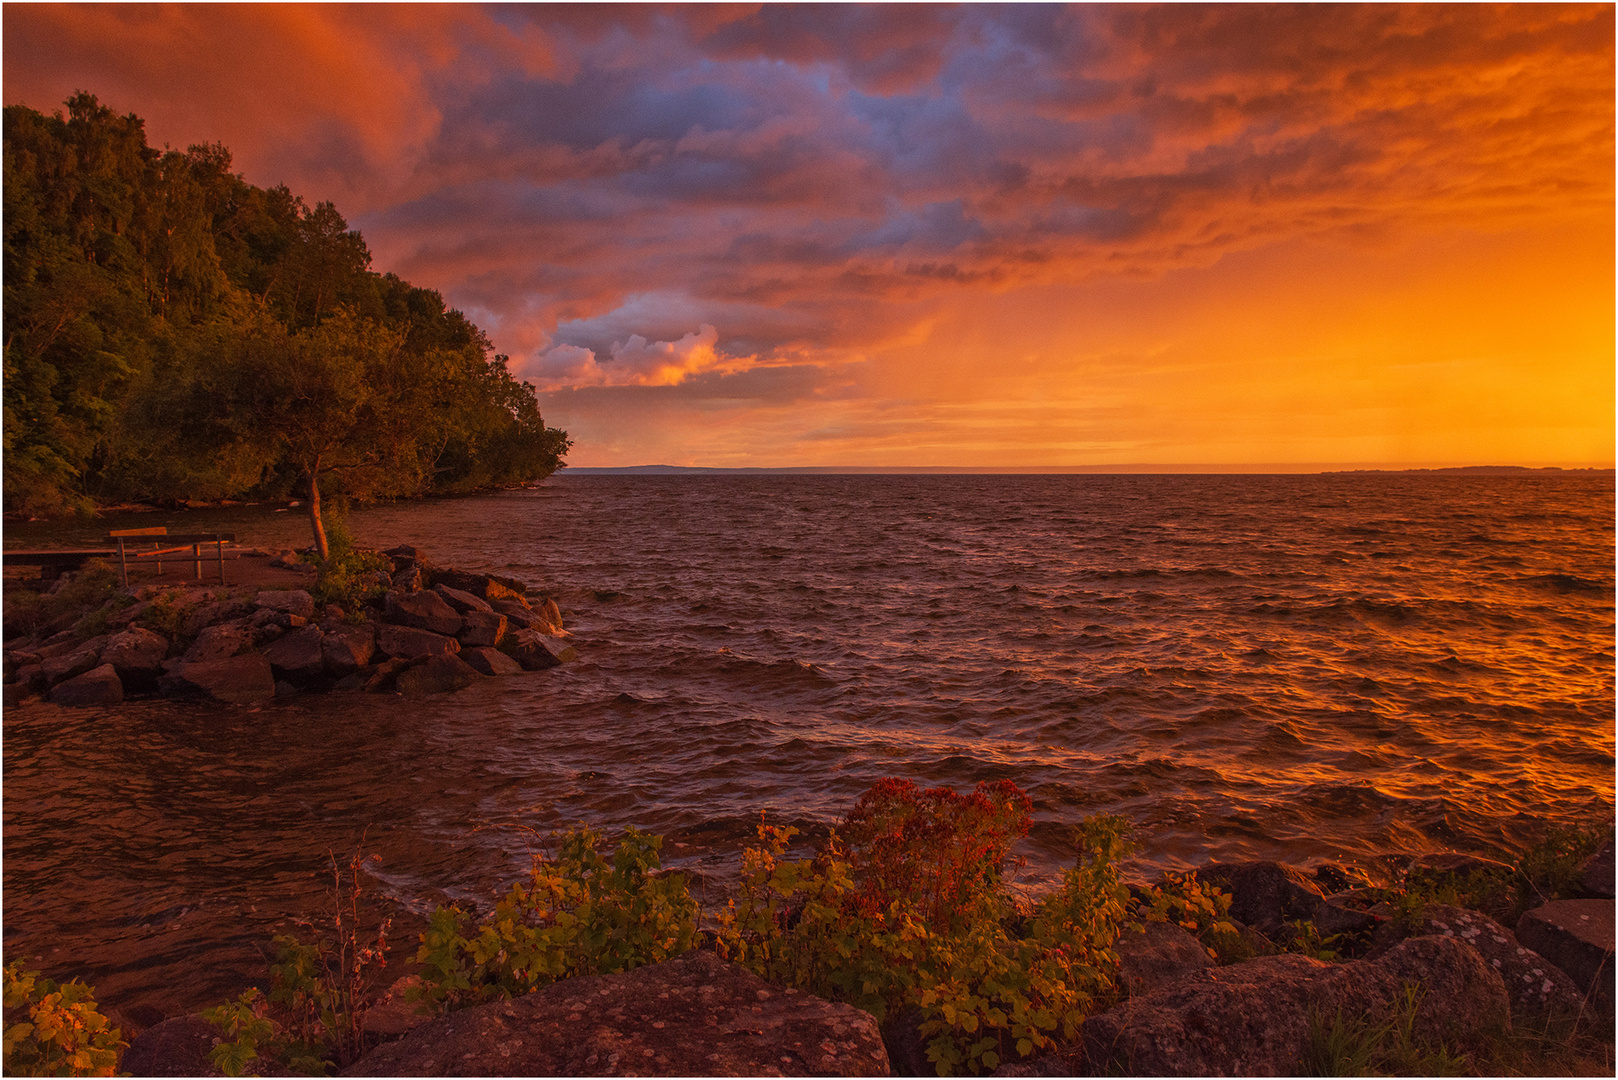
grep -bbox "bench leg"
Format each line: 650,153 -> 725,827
193,543 -> 202,580
117,539 -> 128,588
217,539 -> 226,584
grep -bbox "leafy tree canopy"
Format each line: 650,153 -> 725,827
4,92 -> 570,546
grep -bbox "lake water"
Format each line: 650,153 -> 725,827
3,472 -> 1613,1020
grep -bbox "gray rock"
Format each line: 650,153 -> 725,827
1578,839 -> 1615,900
1515,899 -> 1615,1021
1116,919 -> 1215,999
1197,860 -> 1378,940
250,607 -> 307,631
99,627 -> 170,680
395,653 -> 482,695
184,620 -> 257,663
375,624 -> 461,661
342,949 -> 889,1077
434,584 -> 494,613
383,590 -> 462,636
48,663 -> 124,706
538,597 -> 563,631
490,601 -> 544,630
262,625 -> 326,679
362,658 -> 413,693
391,566 -> 424,592
159,654 -> 275,705
1078,935 -> 1509,1076
457,610 -> 508,648
505,628 -> 576,671
254,589 -> 316,620
120,1014 -> 286,1077
321,623 -> 376,676
40,636 -> 110,686
182,600 -> 253,637
1368,904 -> 1585,1025
460,646 -> 524,677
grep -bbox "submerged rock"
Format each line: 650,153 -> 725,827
342,949 -> 889,1077
395,653 -> 482,695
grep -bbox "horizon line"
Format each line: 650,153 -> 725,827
558,463 -> 1616,476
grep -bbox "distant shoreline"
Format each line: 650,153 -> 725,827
560,464 -> 1615,476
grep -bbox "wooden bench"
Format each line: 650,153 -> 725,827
108,528 -> 237,586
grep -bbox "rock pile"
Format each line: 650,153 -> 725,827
4,546 -> 575,706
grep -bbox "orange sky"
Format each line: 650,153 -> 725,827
5,3 -> 1613,467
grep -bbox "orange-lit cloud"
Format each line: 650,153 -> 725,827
5,3 -> 1611,465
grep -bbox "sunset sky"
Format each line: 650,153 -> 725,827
6,3 -> 1613,468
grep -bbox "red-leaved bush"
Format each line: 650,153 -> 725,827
840,778 -> 1033,931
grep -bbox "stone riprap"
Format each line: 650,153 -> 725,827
4,547 -> 570,705
342,950 -> 890,1077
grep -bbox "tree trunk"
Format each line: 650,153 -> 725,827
307,464 -> 330,565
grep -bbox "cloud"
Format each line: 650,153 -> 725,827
525,324 -> 752,390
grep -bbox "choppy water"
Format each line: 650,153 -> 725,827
4,472 -> 1614,1020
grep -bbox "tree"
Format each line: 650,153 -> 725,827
227,307 -> 442,561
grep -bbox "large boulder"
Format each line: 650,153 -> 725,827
254,589 -> 316,620
1115,919 -> 1215,999
1196,861 -> 1378,940
458,611 -> 508,649
342,949 -> 888,1077
395,653 -> 482,695
183,620 -> 257,663
384,590 -> 463,636
182,599 -> 253,637
261,625 -> 326,680
1366,903 -> 1585,1025
48,663 -> 123,707
505,629 -> 576,671
1077,935 -> 1508,1076
375,624 -> 461,661
159,654 -> 275,705
321,623 -> 376,676
99,626 -> 170,680
40,636 -> 110,686
460,646 -> 524,677
434,584 -> 493,614
1515,899 -> 1615,1021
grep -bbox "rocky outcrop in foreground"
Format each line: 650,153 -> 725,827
5,546 -> 575,705
347,950 -> 890,1077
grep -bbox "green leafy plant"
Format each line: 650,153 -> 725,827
410,827 -> 698,1014
1138,870 -> 1239,960
2,961 -> 125,1077
1517,821 -> 1609,907
1279,918 -> 1348,962
202,847 -> 392,1074
200,989 -> 280,1077
714,781 -> 1132,1076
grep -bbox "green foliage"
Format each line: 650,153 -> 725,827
714,783 -> 1132,1075
4,93 -> 567,517
202,849 -> 391,1075
200,989 -> 278,1077
1278,918 -> 1350,962
2,559 -> 122,639
2,961 -> 125,1077
410,827 -> 698,1014
1517,821 -> 1609,907
1300,985 -> 1469,1076
1137,870 -> 1238,960
309,514 -> 390,609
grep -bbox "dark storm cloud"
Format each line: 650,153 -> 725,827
7,2 -> 1611,398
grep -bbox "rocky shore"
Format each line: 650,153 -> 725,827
3,545 -> 575,706
113,843 -> 1614,1077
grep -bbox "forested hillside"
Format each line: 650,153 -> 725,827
4,93 -> 569,530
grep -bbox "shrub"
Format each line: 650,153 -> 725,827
411,827 -> 697,1015
1137,870 -> 1238,960
715,782 -> 1132,1075
1300,985 -> 1469,1076
2,961 -> 125,1077
203,849 -> 392,1075
2,559 -> 121,639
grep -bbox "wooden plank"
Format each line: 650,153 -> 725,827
4,551 -> 118,565
109,527 -> 167,537
111,532 -> 236,544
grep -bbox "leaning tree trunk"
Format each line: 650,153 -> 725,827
306,462 -> 330,565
